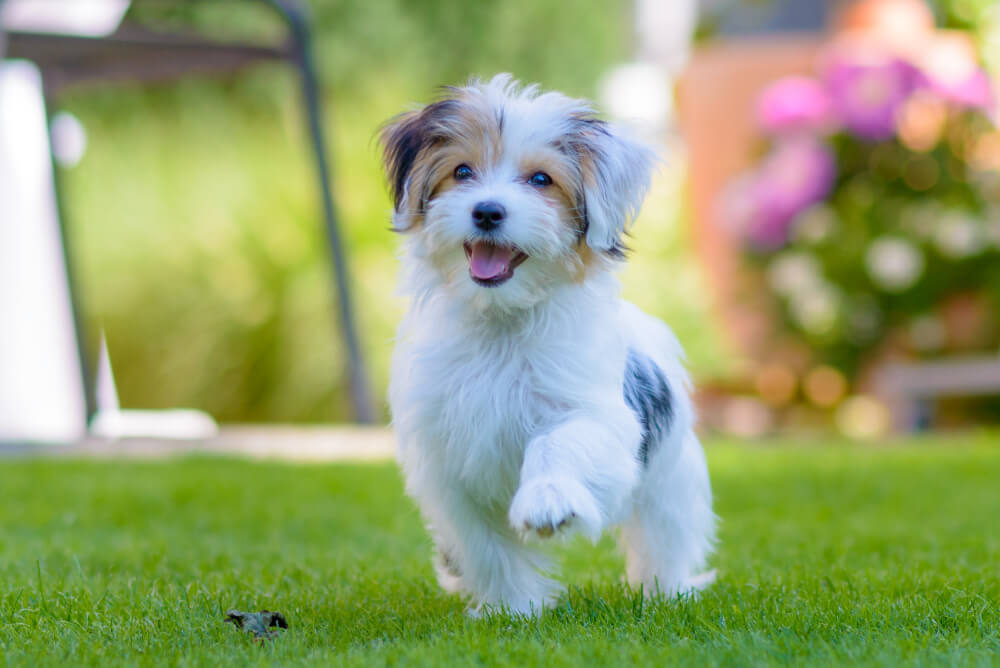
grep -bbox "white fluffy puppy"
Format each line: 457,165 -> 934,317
381,74 -> 715,616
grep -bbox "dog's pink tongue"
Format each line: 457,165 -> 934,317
469,242 -> 514,280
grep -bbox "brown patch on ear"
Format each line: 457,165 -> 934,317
380,92 -> 507,229
400,142 -> 444,223
379,100 -> 460,229
568,116 -> 653,253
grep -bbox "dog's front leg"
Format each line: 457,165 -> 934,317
509,412 -> 641,541
427,488 -> 561,616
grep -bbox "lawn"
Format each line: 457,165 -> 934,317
2,436 -> 998,666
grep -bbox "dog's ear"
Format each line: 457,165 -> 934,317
574,121 -> 656,254
380,109 -> 427,231
380,100 -> 456,231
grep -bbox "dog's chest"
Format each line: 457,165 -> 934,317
410,342 -> 564,502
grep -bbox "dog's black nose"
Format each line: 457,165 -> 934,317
471,201 -> 506,230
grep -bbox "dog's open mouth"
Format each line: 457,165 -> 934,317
463,241 -> 528,287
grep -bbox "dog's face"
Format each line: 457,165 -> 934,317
381,74 -> 654,311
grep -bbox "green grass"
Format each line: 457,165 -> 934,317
2,437 -> 999,666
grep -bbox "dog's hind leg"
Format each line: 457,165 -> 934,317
620,430 -> 717,597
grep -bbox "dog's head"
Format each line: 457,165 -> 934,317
380,74 -> 655,311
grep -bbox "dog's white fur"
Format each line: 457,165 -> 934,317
383,75 -> 715,616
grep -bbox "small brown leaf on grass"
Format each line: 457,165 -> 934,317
224,610 -> 289,641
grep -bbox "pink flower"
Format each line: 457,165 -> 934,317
823,56 -> 925,141
756,77 -> 836,134
929,67 -> 995,111
727,137 -> 837,249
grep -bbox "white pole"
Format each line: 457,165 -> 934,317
0,61 -> 88,443
635,0 -> 699,75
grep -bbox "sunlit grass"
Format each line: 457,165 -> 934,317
2,436 -> 998,665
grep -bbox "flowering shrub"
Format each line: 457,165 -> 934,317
726,45 -> 1000,378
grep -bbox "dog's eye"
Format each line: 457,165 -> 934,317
454,164 -> 474,181
528,172 -> 553,187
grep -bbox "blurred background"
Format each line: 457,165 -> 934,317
2,0 -> 998,441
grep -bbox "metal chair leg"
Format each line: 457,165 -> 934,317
265,0 -> 376,423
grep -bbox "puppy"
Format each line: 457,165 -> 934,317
381,74 -> 715,616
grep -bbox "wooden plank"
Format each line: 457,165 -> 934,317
6,25 -> 290,93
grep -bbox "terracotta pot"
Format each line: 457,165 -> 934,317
678,37 -> 824,356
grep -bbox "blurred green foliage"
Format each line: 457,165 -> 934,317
935,0 -> 996,34
59,0 -> 728,423
124,0 -> 631,96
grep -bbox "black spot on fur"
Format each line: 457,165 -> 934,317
623,349 -> 673,466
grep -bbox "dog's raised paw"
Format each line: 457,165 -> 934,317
508,477 -> 600,540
